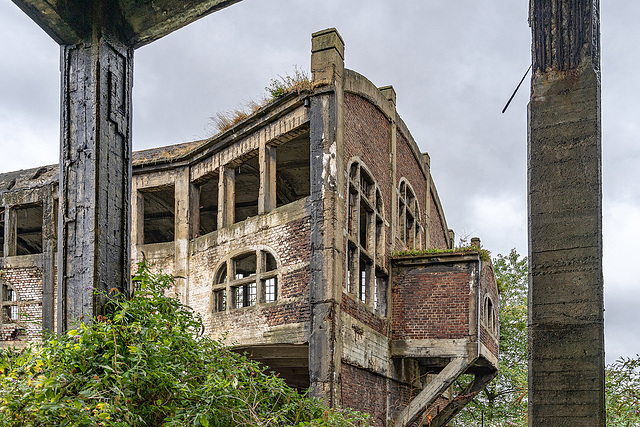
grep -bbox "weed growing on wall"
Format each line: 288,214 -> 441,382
0,261 -> 369,427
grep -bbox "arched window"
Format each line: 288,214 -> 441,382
346,160 -> 387,314
213,249 -> 279,312
484,295 -> 497,334
398,179 -> 422,249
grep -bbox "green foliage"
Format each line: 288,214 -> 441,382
0,261 -> 369,427
606,355 -> 640,426
392,245 -> 491,262
265,66 -> 311,100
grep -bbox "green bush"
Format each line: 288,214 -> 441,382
0,261 -> 369,427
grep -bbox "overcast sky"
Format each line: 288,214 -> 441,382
0,0 -> 637,363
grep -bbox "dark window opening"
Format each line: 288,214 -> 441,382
142,186 -> 175,244
275,132 -> 311,207
265,252 -> 277,271
214,289 -> 226,312
234,155 -> 260,223
16,204 -> 43,255
198,173 -> 219,235
348,187 -> 358,236
215,264 -> 227,285
398,180 -> 420,249
374,272 -> 388,315
234,252 -> 257,279
1,283 -> 18,324
0,212 -> 4,257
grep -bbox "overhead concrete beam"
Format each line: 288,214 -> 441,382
11,0 -> 243,48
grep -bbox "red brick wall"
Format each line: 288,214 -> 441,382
341,362 -> 388,426
396,131 -> 427,250
343,92 -> 392,269
429,191 -> 448,250
341,292 -> 388,336
392,263 -> 472,340
479,260 -> 499,357
1,267 -> 42,342
194,215 -> 312,336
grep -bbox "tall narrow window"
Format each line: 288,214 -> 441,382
234,154 -> 260,223
274,130 -> 311,207
213,249 -> 279,312
398,179 -> 421,249
198,173 -> 219,235
346,161 -> 386,311
0,211 -> 4,257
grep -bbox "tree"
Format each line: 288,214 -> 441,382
606,355 -> 640,426
0,262 -> 368,427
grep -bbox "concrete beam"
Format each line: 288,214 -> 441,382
11,0 -> 243,48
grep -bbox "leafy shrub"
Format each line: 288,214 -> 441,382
0,261 -> 369,427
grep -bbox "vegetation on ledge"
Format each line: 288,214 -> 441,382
392,246 -> 491,262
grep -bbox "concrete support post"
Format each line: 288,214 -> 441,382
41,189 -> 56,333
58,36 -> 133,331
528,0 -> 605,425
258,144 -> 276,214
218,165 -> 235,228
174,167 -> 190,304
308,28 -> 345,406
6,207 -> 16,257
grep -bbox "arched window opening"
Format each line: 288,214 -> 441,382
398,179 -> 422,249
346,160 -> 387,313
213,249 -> 279,312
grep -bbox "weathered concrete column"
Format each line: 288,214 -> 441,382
308,28 -> 345,406
528,0 -> 605,425
218,165 -> 235,228
258,144 -> 276,214
174,166 -> 191,304
41,188 -> 57,333
58,36 -> 133,331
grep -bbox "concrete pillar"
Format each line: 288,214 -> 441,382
308,28 -> 345,406
41,189 -> 56,333
258,143 -> 276,214
528,0 -> 605,425
6,207 -> 16,257
174,167 -> 190,304
58,36 -> 133,331
218,165 -> 235,228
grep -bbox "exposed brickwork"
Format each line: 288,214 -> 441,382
1,267 -> 43,342
343,92 -> 393,270
396,131 -> 426,250
341,362 -> 388,427
479,261 -> 499,357
429,192 -> 448,250
392,264 -> 472,341
341,292 -> 388,336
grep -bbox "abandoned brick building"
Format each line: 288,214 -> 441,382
0,29 -> 498,426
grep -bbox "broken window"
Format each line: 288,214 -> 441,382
234,154 -> 260,223
1,282 -> 18,325
141,185 -> 175,244
212,249 -> 279,312
398,179 -> 421,249
274,131 -> 311,207
346,161 -> 386,311
15,204 -> 43,255
197,172 -> 219,236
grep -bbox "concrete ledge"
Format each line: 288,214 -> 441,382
391,338 -> 473,359
0,254 -> 44,269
